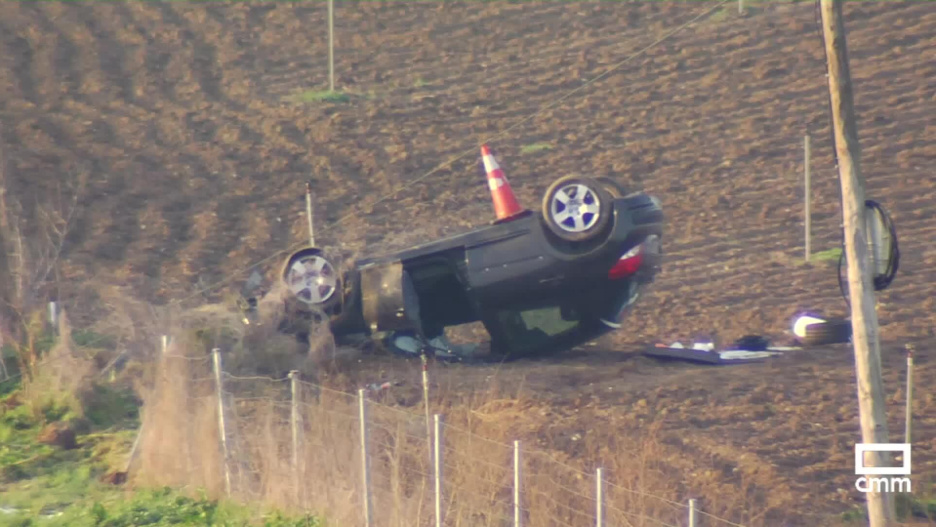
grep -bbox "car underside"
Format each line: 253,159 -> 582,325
275,167 -> 663,361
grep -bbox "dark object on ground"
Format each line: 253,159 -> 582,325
37,422 -> 78,450
101,471 -> 128,485
802,318 -> 852,346
2,392 -> 22,409
732,335 -> 769,351
268,150 -> 664,361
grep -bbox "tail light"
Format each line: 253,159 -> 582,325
608,243 -> 644,280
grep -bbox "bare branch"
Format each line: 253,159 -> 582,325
33,184 -> 82,289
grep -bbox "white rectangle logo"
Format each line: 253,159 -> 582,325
855,443 -> 911,476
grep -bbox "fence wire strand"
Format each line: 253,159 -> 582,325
222,372 -> 291,383
697,509 -> 749,527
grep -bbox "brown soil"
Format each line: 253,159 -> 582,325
1,2 -> 934,525
36,421 -> 78,450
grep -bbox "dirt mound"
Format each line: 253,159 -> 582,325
37,422 -> 78,450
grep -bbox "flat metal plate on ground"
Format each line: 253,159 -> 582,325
643,345 -> 785,365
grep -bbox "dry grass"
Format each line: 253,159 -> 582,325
15,288 -> 919,527
128,285 -> 340,491
20,309 -> 95,422
133,331 -> 223,497
130,364 -> 735,527
127,296 -> 770,527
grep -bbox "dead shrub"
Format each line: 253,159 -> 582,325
21,309 -> 95,424
132,329 -> 223,497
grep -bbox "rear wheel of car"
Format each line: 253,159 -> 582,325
281,247 -> 341,310
542,175 -> 612,242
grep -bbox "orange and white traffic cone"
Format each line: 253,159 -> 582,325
480,144 -> 525,221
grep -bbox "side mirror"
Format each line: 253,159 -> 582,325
838,200 -> 899,302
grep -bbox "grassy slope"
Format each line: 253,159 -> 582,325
0,376 -> 323,526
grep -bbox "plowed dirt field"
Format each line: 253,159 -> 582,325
1,2 -> 934,525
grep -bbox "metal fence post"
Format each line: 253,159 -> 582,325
305,182 -> 315,247
48,301 -> 57,333
905,344 -> 914,444
290,370 -> 302,505
422,354 -> 432,467
434,414 -> 443,527
805,134 -> 812,262
358,389 -> 373,527
327,0 -> 335,92
689,498 -> 698,527
211,349 -> 232,496
514,440 -> 522,527
596,468 -> 604,527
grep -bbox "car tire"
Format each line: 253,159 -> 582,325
594,177 -> 628,199
541,175 -> 612,242
281,247 -> 342,311
802,318 -> 851,346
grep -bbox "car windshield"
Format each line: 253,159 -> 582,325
494,305 -> 583,352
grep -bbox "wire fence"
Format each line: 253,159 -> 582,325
3,293 -> 924,527
124,339 -> 751,527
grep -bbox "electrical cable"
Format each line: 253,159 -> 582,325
837,199 -> 900,307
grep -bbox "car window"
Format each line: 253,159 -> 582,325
495,306 -> 582,352
519,306 -> 579,336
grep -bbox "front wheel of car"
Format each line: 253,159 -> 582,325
281,247 -> 342,310
541,175 -> 613,242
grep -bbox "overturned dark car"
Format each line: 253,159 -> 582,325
275,146 -> 664,361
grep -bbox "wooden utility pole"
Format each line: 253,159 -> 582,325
819,1 -> 895,525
